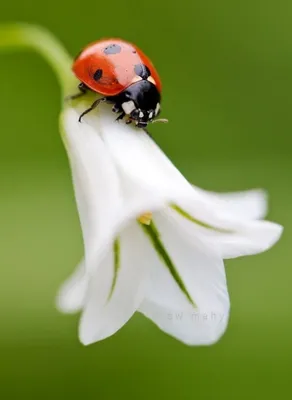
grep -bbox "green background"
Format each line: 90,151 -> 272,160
0,0 -> 291,398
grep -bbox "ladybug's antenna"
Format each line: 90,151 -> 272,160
152,118 -> 169,124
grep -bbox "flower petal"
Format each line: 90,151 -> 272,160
210,221 -> 283,259
79,222 -> 149,345
96,104 -> 195,202
97,110 -> 282,258
56,260 -> 87,313
193,188 -> 268,220
61,107 -> 122,263
140,300 -> 229,346
169,206 -> 283,259
96,106 -> 281,254
58,108 -> 174,317
139,212 -> 229,346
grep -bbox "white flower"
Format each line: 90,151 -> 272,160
56,102 -> 282,346
0,23 -> 282,346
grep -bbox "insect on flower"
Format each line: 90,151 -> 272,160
70,38 -> 168,128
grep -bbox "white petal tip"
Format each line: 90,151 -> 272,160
55,274 -> 88,314
185,329 -> 227,346
79,334 -> 94,346
78,325 -> 103,346
246,189 -> 268,217
170,315 -> 229,347
154,319 -> 229,347
199,187 -> 269,220
263,222 -> 284,250
55,292 -> 80,314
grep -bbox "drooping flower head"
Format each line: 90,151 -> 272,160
0,24 -> 283,346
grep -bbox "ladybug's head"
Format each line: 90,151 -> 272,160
129,104 -> 161,128
120,80 -> 163,128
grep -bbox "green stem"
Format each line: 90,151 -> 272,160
0,23 -> 75,97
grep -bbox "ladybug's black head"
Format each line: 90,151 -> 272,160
124,80 -> 161,127
112,80 -> 162,128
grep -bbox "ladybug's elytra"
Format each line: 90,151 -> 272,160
71,38 -> 167,128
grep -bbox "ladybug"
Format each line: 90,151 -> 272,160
71,38 -> 167,128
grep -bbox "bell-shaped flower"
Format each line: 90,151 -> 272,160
0,23 -> 283,346
57,104 -> 282,345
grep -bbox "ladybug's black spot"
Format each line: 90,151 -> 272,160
93,69 -> 103,81
134,64 -> 151,80
104,44 -> 122,55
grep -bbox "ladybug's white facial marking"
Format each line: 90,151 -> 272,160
147,76 -> 156,85
131,76 -> 142,85
122,100 -> 136,115
131,75 -> 156,86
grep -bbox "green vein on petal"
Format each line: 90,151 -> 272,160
107,238 -> 121,301
140,220 -> 197,307
0,23 -> 77,97
171,204 -> 233,233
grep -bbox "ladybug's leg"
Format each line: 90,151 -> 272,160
66,82 -> 88,101
78,97 -> 106,122
115,111 -> 126,122
112,104 -> 123,113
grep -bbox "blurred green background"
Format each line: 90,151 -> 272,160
0,0 -> 291,398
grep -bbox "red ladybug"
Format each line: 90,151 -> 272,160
71,38 -> 167,128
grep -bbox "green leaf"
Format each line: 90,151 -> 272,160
140,221 -> 197,307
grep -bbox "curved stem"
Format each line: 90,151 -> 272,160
0,23 -> 76,97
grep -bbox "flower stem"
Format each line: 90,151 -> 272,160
0,23 -> 76,97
